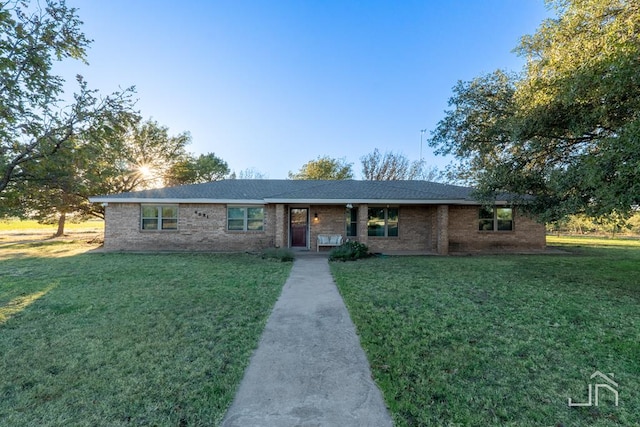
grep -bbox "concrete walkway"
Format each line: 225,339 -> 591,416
221,255 -> 393,427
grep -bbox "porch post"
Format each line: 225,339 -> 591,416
275,204 -> 286,248
436,205 -> 449,255
358,204 -> 368,245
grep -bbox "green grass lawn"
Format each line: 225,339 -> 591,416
547,234 -> 640,248
0,241 -> 291,426
331,237 -> 640,426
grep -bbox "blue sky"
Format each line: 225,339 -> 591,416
61,1 -> 551,179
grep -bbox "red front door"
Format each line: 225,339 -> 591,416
290,208 -> 308,248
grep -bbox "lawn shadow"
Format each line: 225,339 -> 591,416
0,284 -> 57,325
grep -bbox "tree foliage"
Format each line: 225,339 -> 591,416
361,149 -> 423,180
0,1 -> 230,235
10,133 -> 99,236
548,211 -> 640,236
229,167 -> 267,179
7,118 -> 195,234
288,156 -> 354,180
429,0 -> 640,221
165,153 -> 229,186
64,119 -> 192,217
96,119 -> 191,192
0,0 -> 135,194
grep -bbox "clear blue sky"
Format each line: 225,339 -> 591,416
61,0 -> 551,179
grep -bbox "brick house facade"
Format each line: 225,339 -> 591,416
90,180 -> 546,254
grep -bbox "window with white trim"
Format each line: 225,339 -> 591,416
479,206 -> 513,231
227,206 -> 265,231
141,205 -> 178,230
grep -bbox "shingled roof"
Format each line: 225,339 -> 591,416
89,179 -> 491,205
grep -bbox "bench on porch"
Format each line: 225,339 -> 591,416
317,234 -> 343,252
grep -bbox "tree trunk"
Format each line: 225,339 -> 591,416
54,212 -> 66,237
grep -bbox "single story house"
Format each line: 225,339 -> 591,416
89,179 -> 546,254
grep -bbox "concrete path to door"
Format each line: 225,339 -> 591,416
221,254 -> 393,427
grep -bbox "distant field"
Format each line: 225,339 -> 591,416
547,234 -> 640,248
0,219 -> 103,232
0,220 -> 104,245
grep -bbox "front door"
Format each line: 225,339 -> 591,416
290,208 -> 308,248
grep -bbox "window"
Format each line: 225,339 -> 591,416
346,207 -> 358,237
368,207 -> 398,237
479,206 -> 513,231
141,205 -> 178,230
227,206 -> 264,231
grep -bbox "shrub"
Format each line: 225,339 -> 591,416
261,247 -> 295,262
329,241 -> 371,261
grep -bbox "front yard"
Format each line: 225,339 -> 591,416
3,233 -> 639,426
0,241 -> 291,426
331,237 -> 640,426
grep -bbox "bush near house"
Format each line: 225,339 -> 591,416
261,247 -> 295,262
329,241 -> 371,261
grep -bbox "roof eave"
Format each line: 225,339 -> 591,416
264,199 -> 507,205
89,197 -> 512,205
88,197 -> 267,204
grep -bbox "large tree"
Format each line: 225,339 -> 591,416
0,0 -> 135,194
95,119 -> 191,192
11,134 -> 97,236
361,149 -> 424,180
288,156 -> 354,180
9,118 -> 196,235
429,0 -> 640,221
71,119 -> 192,216
165,152 -> 229,186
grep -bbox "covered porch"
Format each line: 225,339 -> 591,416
271,203 -> 450,255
